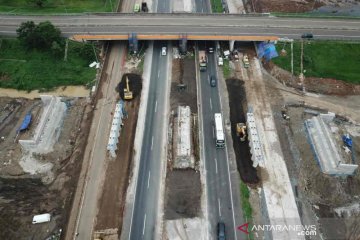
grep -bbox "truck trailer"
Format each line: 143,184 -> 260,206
199,50 -> 207,71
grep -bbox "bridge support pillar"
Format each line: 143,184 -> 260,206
179,35 -> 187,54
128,33 -> 138,54
229,40 -> 235,51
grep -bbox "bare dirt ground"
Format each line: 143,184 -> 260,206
0,97 -> 91,239
170,58 -> 198,113
226,42 -> 360,238
225,79 -> 259,184
260,54 -> 360,238
94,67 -> 142,239
164,54 -> 201,220
164,170 -> 201,219
265,62 -> 360,96
94,97 -> 140,235
249,0 -> 358,13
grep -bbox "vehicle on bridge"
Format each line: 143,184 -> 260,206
133,3 -> 140,12
214,113 -> 225,148
199,50 -> 207,71
301,33 -> 314,39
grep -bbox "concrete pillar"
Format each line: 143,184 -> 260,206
229,40 -> 235,51
179,36 -> 187,54
128,33 -> 138,54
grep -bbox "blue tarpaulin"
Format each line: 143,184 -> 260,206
343,135 -> 353,149
17,112 -> 32,132
257,42 -> 279,61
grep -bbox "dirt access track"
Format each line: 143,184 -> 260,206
95,77 -> 141,237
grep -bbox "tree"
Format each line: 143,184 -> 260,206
16,21 -> 37,48
17,21 -> 62,50
34,21 -> 62,49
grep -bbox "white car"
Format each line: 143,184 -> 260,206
161,47 -> 167,56
218,57 -> 223,66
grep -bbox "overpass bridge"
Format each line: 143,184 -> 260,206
1,13 -> 360,41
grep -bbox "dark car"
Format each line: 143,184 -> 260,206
210,76 -> 217,87
217,222 -> 226,240
301,33 -> 313,39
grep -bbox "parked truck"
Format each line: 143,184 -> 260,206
199,50 -> 207,71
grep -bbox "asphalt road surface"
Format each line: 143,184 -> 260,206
0,14 -> 360,40
195,1 -> 240,240
128,1 -> 171,239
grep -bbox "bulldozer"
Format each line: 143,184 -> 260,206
123,76 -> 133,100
236,123 -> 247,142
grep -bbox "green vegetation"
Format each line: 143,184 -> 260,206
0,38 -> 96,91
240,181 -> 254,240
17,21 -> 61,50
0,0 -> 119,13
210,0 -> 223,13
222,59 -> 230,79
273,41 -> 360,84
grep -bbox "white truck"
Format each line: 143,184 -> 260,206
214,113 -> 225,148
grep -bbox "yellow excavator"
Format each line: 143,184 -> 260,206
123,76 -> 133,100
236,123 -> 247,142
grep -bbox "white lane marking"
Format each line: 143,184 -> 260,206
155,100 -> 158,113
210,98 -> 212,110
142,214 -> 147,235
212,126 -> 215,138
215,157 -> 218,174
151,136 -> 154,150
218,198 -> 221,217
158,70 -> 160,78
147,172 -> 151,189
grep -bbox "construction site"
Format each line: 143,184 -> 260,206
222,41 -> 360,238
0,95 -> 91,239
163,47 -> 203,239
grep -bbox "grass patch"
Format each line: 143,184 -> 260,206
273,40 -> 360,84
210,0 -> 223,13
0,0 -> 119,13
222,59 -> 230,79
0,38 -> 96,91
240,181 -> 254,240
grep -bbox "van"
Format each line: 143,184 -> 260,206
210,76 -> 217,87
32,213 -> 51,224
217,222 -> 226,240
133,3 -> 140,12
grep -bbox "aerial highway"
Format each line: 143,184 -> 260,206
124,2 -> 171,240
0,14 -> 360,40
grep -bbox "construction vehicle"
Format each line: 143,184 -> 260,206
199,50 -> 207,71
123,77 -> 133,100
243,54 -> 250,68
236,123 -> 247,142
